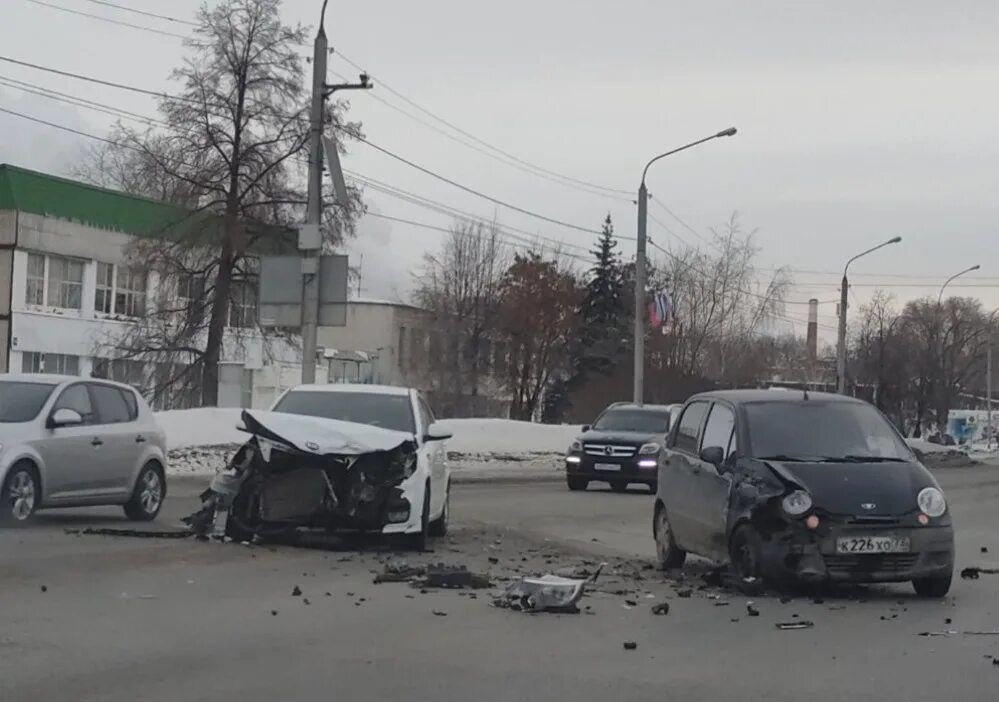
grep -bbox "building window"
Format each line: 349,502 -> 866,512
227,279 -> 257,329
177,273 -> 205,325
93,358 -> 147,393
26,253 -> 45,305
25,253 -> 83,310
95,262 -> 114,314
22,352 -> 79,375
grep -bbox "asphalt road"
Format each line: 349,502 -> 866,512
2,466 -> 999,702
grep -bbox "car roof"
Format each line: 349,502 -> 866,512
287,383 -> 413,397
688,389 -> 865,406
605,402 -> 674,412
0,373 -> 137,392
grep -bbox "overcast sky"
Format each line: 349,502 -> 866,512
2,0 -> 998,339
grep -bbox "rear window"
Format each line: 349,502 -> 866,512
0,381 -> 56,422
90,384 -> 133,424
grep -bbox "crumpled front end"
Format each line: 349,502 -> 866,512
186,410 -> 421,540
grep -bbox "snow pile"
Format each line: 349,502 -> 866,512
435,418 -> 581,456
156,408 -> 246,450
906,439 -> 960,456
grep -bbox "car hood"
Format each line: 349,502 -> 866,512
239,410 -> 415,456
579,430 -> 661,445
764,460 -> 938,516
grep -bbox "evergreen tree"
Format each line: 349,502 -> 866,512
576,215 -> 628,375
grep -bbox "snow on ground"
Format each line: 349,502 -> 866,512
157,409 -> 580,478
906,439 -> 961,456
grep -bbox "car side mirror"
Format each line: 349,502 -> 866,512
699,445 -> 724,467
581,424 -> 591,432
49,408 -> 83,428
424,421 -> 453,443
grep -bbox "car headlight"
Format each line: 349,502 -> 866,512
782,490 -> 813,516
917,487 -> 946,518
569,440 -> 582,452
638,442 -> 661,455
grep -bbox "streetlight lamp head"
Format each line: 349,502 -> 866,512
716,127 -> 738,138
889,236 -> 902,244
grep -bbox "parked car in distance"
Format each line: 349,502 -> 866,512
565,402 -> 682,493
654,390 -> 955,596
0,374 -> 168,526
204,384 -> 452,550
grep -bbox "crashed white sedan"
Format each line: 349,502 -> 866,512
187,385 -> 452,549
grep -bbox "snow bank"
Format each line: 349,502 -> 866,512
435,418 -> 581,455
155,408 -> 246,450
906,438 -> 964,456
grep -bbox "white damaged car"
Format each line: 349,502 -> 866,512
187,385 -> 452,549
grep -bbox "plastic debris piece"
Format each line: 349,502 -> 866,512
747,604 -> 760,617
623,641 -> 638,651
651,602 -> 670,616
292,586 -> 302,597
776,621 -> 814,630
918,631 -> 956,637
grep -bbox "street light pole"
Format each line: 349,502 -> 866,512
633,127 -> 737,404
931,264 -> 981,433
836,236 -> 902,394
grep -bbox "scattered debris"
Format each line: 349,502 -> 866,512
779,595 -> 793,604
714,601 -> 731,607
624,599 -> 638,607
747,604 -> 760,617
623,641 -> 638,651
65,527 -> 193,539
965,631 -> 999,636
119,593 -> 156,600
432,610 -> 448,617
676,589 -> 693,598
776,621 -> 814,630
292,586 -> 302,597
423,564 -> 492,590
303,598 -> 310,606
488,557 -> 499,564
828,606 -> 847,611
40,586 -> 47,593
961,566 -> 999,579
918,631 -> 957,637
495,568 -> 602,614
271,610 -> 278,616
651,602 -> 670,616
811,597 -> 825,605
982,546 -> 989,554
945,618 -> 953,625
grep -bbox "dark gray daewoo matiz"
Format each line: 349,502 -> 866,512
653,390 -> 955,597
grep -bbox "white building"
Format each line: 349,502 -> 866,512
0,164 -> 306,408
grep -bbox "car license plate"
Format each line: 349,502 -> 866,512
594,463 -> 621,472
835,536 -> 910,554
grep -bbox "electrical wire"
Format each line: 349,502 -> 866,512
79,0 -> 197,26
20,0 -> 188,39
334,50 -> 634,197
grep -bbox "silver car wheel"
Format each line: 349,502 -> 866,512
139,470 -> 162,515
9,470 -> 36,521
655,507 -> 671,562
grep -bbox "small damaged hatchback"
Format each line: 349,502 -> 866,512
654,390 -> 955,596
188,385 -> 452,549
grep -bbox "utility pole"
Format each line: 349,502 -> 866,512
633,182 -> 648,404
301,1 -> 371,384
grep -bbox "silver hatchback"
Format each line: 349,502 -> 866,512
0,374 -> 168,525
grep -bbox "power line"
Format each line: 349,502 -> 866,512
0,104 -> 136,150
348,130 -> 605,237
334,50 -> 633,197
328,68 -> 633,204
0,74 -> 167,127
649,195 -> 719,251
79,0 -> 197,26
21,0 -> 188,39
0,55 -> 200,105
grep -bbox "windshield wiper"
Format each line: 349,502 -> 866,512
841,455 -> 909,463
755,454 -> 829,463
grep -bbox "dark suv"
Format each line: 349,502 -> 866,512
564,402 -> 680,492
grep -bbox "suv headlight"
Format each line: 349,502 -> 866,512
638,442 -> 661,455
569,440 -> 582,452
782,490 -> 813,516
917,487 -> 946,518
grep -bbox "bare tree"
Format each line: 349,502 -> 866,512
75,0 -> 363,405
413,218 -> 508,414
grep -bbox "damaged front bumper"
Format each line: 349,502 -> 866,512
187,410 -> 425,540
757,523 -> 955,583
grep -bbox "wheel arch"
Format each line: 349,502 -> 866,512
2,454 -> 44,502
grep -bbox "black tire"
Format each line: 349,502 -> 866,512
566,476 -> 588,491
912,573 -> 952,598
403,484 -> 430,551
654,502 -> 686,570
610,480 -> 628,493
124,462 -> 165,521
1,462 -> 40,527
428,482 -> 449,537
729,523 -> 764,582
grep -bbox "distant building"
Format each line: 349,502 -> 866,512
0,164 -> 303,408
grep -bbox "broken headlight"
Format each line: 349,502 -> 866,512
781,490 -> 813,516
917,487 -> 946,518
638,442 -> 661,455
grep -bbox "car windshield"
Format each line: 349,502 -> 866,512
272,390 -> 415,434
592,409 -> 670,433
0,381 -> 57,423
745,401 -> 914,462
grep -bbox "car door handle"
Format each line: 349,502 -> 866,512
135,435 -> 147,444
91,437 -> 104,447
